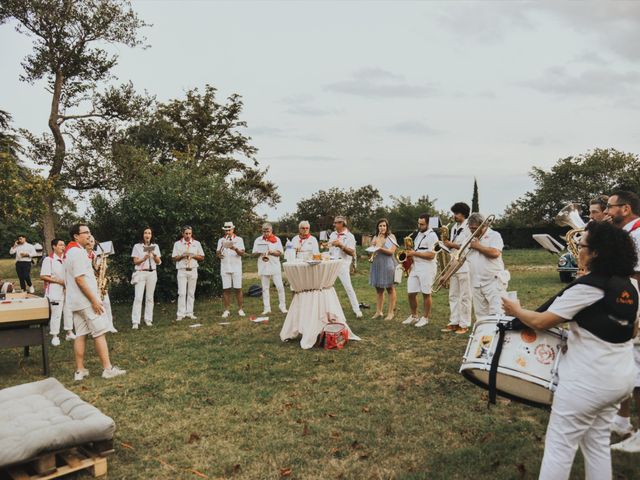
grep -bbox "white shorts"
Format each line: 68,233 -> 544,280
634,346 -> 640,388
407,270 -> 436,295
73,306 -> 109,338
221,271 -> 242,289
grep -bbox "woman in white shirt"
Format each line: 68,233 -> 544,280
503,221 -> 639,480
131,227 -> 161,329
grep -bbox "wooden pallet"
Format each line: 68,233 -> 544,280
2,441 -> 113,480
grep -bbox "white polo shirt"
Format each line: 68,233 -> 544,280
64,245 -> 98,312
450,221 -> 472,274
291,235 -> 320,255
131,243 -> 161,271
41,253 -> 65,302
410,229 -> 438,275
252,236 -> 283,276
10,242 -> 37,262
172,239 -> 205,270
217,235 -> 245,274
329,230 -> 356,264
467,228 -> 505,287
623,218 -> 640,272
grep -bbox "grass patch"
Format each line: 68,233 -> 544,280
0,251 -> 638,479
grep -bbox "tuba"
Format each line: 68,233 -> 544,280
555,203 -> 586,269
433,215 -> 495,292
395,231 -> 417,276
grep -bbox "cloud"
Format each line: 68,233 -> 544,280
519,66 -> 640,97
386,120 -> 440,136
263,154 -> 340,163
284,104 -> 341,116
571,51 -> 609,66
324,68 -> 437,98
248,126 -> 287,136
248,126 -> 324,143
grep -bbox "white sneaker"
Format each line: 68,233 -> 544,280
65,331 -> 76,341
110,327 -> 118,333
222,310 -> 231,318
51,336 -> 60,347
176,316 -> 184,322
74,368 -> 89,381
611,420 -> 634,437
102,366 -> 127,379
611,430 -> 640,452
28,286 -> 35,294
355,311 -> 363,319
415,317 -> 429,328
187,315 -> 197,320
132,324 -> 139,330
261,310 -> 271,315
279,306 -> 288,314
238,309 -> 246,317
144,320 -> 153,327
402,315 -> 418,325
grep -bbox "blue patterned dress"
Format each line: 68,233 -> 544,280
369,236 -> 397,288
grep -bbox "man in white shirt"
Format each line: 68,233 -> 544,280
605,190 -> 640,449
130,227 -> 161,329
40,238 -> 75,346
329,216 -> 362,318
216,221 -> 245,318
403,214 -> 438,327
291,220 -> 319,260
466,212 -> 510,320
65,223 -> 126,381
9,235 -> 37,293
442,202 -> 473,334
252,223 -> 287,314
172,225 -> 205,321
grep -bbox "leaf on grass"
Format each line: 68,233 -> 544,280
80,386 -> 89,391
188,432 -> 201,444
283,402 -> 294,409
158,459 -> 177,471
361,406 -> 370,413
330,431 -> 341,439
359,453 -> 369,460
326,412 -> 337,418
516,463 -> 526,477
120,442 -> 135,450
232,464 -> 241,474
350,440 -> 361,450
279,467 -> 293,477
188,468 -> 208,478
259,353 -> 265,359
302,423 -> 309,436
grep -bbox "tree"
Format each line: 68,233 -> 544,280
502,148 -> 640,226
385,195 -> 438,231
0,0 -> 149,252
472,178 -> 479,213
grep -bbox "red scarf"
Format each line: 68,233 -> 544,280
629,219 -> 640,233
263,234 -> 278,243
63,241 -> 81,259
299,233 -> 311,240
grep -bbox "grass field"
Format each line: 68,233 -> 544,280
0,251 -> 638,479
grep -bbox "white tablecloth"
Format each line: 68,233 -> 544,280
280,260 -> 361,349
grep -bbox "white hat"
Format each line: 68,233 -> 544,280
222,221 -> 235,230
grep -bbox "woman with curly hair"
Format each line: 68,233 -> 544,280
369,218 -> 398,320
503,221 -> 639,480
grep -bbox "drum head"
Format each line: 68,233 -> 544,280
462,368 -> 553,408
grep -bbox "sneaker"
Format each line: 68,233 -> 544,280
187,315 -> 197,320
279,306 -> 288,314
402,315 -> 418,325
415,317 -> 429,328
611,420 -> 634,437
51,335 -> 60,347
132,324 -> 139,330
74,368 -> 89,381
110,327 -> 118,333
611,430 -> 640,452
144,320 -> 153,327
440,325 -> 457,332
355,311 -> 363,319
65,331 -> 76,341
222,310 -> 231,319
455,327 -> 469,335
261,310 -> 272,315
238,309 -> 246,317
176,316 -> 184,322
28,286 -> 35,294
102,366 -> 127,379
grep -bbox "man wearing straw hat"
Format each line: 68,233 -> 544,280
216,221 -> 246,318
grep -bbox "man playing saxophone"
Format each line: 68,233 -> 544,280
402,213 -> 438,327
86,236 -> 117,333
441,202 -> 473,334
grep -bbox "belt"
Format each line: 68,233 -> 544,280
50,301 -> 60,306
141,269 -> 155,272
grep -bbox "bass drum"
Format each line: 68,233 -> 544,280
460,315 -> 567,408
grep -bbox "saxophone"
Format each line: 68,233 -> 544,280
435,223 -> 451,289
395,231 -> 417,276
96,244 -> 109,300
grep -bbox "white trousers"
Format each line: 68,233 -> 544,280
177,269 -> 198,317
260,273 -> 286,311
539,380 -> 633,480
48,298 -> 73,335
337,262 -> 360,314
472,277 -> 507,318
448,271 -> 472,328
102,293 -> 115,331
132,270 -> 157,325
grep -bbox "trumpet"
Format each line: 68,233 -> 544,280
261,250 -> 270,262
395,231 -> 417,276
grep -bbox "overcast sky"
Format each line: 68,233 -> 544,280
2,1 -> 640,220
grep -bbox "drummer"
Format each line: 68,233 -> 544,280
502,221 -> 639,480
291,221 -> 319,259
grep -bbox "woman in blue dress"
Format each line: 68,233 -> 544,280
369,218 -> 398,320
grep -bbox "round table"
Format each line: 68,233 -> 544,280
280,259 -> 361,349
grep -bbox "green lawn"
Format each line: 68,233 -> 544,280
0,251 -> 638,479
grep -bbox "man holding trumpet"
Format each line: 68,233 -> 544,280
328,216 -> 363,318
216,221 -> 246,318
172,226 -> 205,321
252,223 -> 287,315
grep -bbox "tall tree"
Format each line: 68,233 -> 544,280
385,195 -> 438,230
472,178 -> 479,213
0,0 -> 149,251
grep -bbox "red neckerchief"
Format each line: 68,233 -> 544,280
629,219 -> 640,233
63,241 -> 81,259
299,233 -> 311,240
263,234 -> 278,243
182,238 -> 192,248
336,228 -> 349,239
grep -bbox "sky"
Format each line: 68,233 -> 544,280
2,1 -> 640,220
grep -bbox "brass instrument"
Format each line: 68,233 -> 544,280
435,223 -> 452,289
395,231 -> 417,276
96,243 -> 109,300
368,234 -> 379,263
433,215 -> 495,293
555,203 -> 586,271
185,242 -> 193,271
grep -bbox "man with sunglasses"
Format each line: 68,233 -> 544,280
291,220 -> 319,260
605,190 -> 640,452
65,223 -> 126,381
328,216 -> 362,318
